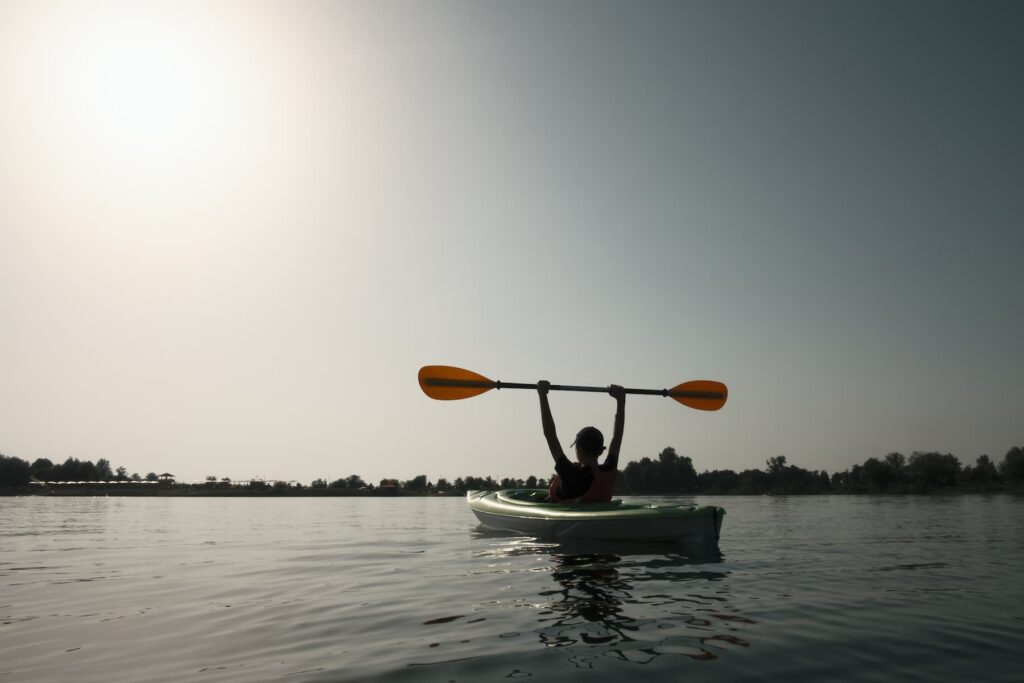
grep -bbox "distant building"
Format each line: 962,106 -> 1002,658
378,479 -> 399,495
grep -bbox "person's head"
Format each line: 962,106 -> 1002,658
571,426 -> 605,464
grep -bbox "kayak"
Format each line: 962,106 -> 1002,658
467,489 -> 725,543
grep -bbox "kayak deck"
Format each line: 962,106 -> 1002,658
467,489 -> 725,543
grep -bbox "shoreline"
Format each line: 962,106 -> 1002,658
3,485 -> 1019,498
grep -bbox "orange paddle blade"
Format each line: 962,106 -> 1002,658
668,380 -> 728,411
418,365 -> 496,400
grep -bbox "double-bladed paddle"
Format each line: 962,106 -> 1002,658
418,365 -> 727,411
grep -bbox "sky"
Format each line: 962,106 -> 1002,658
1,0 -> 1021,485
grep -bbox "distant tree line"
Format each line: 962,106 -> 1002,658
615,446 -> 1024,495
3,446 -> 1023,494
0,454 -> 160,489
293,446 -> 1024,495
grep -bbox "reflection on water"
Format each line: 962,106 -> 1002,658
475,532 -> 754,667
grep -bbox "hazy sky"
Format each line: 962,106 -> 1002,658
2,0 -> 1021,485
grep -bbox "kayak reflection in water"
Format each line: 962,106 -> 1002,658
535,548 -> 747,663
539,553 -> 634,648
538,380 -> 626,503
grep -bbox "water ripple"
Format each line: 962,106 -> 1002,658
1,495 -> 1023,681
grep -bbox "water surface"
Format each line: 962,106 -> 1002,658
2,495 -> 1022,681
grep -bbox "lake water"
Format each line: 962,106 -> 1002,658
2,494 -> 1022,682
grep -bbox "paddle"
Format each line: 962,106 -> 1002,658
418,365 -> 727,411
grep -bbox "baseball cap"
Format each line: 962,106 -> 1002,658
570,426 -> 604,454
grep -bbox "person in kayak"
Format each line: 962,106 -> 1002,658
537,380 -> 626,503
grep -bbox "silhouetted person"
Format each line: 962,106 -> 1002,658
537,380 -> 625,502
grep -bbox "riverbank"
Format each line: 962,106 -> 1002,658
3,484 -> 1020,497
2,484 -> 461,497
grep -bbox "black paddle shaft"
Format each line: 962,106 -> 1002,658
423,378 -> 722,400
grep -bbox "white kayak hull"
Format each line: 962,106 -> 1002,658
467,489 -> 724,544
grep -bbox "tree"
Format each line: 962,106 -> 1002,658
766,455 -> 790,493
660,447 -> 697,493
999,446 -> 1024,483
884,452 -> 906,473
30,458 -> 54,480
906,452 -> 961,490
50,458 -> 74,481
860,457 -> 895,492
971,455 -> 999,485
620,457 -> 657,493
49,457 -> 100,482
115,466 -> 129,481
674,452 -> 698,492
405,475 -> 429,492
766,455 -> 787,475
738,468 -> 770,494
765,456 -> 827,493
145,472 -> 159,482
329,474 -> 367,489
0,454 -> 31,488
461,476 -> 495,491
96,459 -> 113,480
698,469 -> 741,493
311,478 -> 327,489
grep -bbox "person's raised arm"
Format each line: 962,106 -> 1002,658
606,384 -> 626,468
538,380 -> 565,463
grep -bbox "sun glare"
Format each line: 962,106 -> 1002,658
85,23 -> 211,157
11,2 -> 292,205
52,7 -> 233,172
